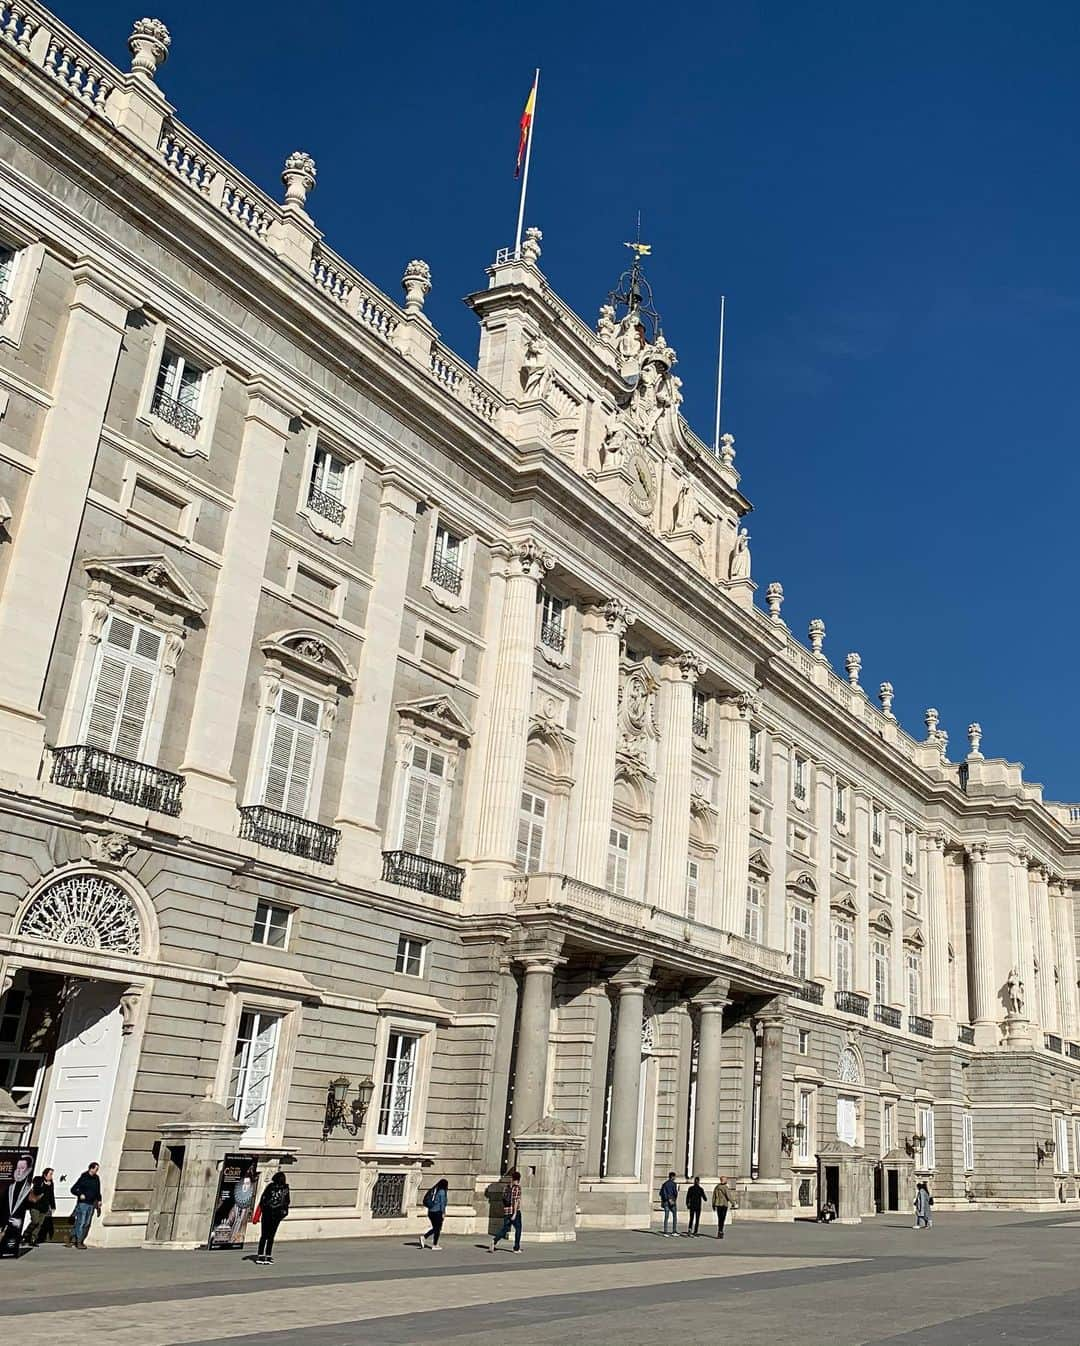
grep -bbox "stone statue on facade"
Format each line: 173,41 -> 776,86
1005,966 -> 1026,1016
673,477 -> 703,532
729,528 -> 751,580
520,333 -> 550,399
597,304 -> 617,342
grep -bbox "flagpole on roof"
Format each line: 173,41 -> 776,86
713,294 -> 726,453
514,68 -> 539,258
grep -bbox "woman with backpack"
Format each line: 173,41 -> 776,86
254,1171 -> 290,1265
419,1178 -> 449,1249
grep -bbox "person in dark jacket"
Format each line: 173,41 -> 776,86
255,1171 -> 290,1264
26,1168 -> 56,1246
685,1176 -> 707,1236
419,1178 -> 449,1249
659,1172 -> 679,1237
68,1164 -> 102,1249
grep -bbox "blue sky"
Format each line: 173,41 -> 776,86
62,0 -> 1080,797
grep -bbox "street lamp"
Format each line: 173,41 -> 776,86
322,1074 -> 375,1140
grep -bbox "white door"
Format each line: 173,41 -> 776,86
837,1096 -> 858,1146
40,982 -> 124,1216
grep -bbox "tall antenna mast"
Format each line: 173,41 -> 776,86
713,295 -> 726,453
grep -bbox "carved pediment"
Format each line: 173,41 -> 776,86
786,868 -> 816,896
750,849 -> 773,876
831,892 -> 858,919
869,908 -> 894,934
262,629 -> 356,689
397,695 -> 473,746
903,921 -> 926,949
84,554 -> 206,620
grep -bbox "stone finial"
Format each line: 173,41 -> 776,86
924,707 -> 939,739
765,581 -> 784,621
879,681 -> 895,719
719,432 -> 736,467
281,151 -> 317,208
401,259 -> 432,316
967,722 -> 983,760
844,652 -> 862,689
128,18 -> 170,78
808,618 -> 825,656
521,226 -> 543,265
938,729 -> 949,761
597,303 -> 616,341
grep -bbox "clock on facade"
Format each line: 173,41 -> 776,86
627,450 -> 656,515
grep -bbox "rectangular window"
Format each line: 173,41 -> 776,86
904,827 -> 916,870
539,591 -> 567,653
883,1101 -> 896,1156
400,744 -> 448,859
431,523 -> 464,594
251,900 -> 291,949
907,953 -> 923,1017
80,612 -> 164,761
686,858 -> 700,921
1055,1115 -> 1070,1174
516,790 -> 547,874
262,686 -> 322,818
790,905 -> 811,981
793,754 -> 808,802
872,805 -> 884,850
798,1027 -> 810,1055
963,1111 -> 975,1172
606,827 -> 630,896
692,690 -> 709,740
153,347 -> 205,434
307,445 -> 349,523
395,934 -> 426,977
745,878 -> 764,943
377,1030 -> 420,1140
882,1048 -> 891,1073
0,244 -> 16,297
229,1010 -> 281,1142
872,939 -> 890,1006
835,782 -> 848,828
749,726 -> 762,775
798,1089 -> 812,1160
919,1105 -> 936,1168
833,921 -> 853,992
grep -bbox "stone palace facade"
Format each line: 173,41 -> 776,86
1,3 -> 1079,1246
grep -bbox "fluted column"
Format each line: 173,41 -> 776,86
1032,864 -> 1058,1034
569,599 -> 634,887
605,962 -> 653,1179
756,999 -> 787,1181
925,832 -> 952,1031
672,1003 -> 693,1176
647,652 -> 704,911
1053,880 -> 1080,1042
1010,851 -> 1037,1028
471,541 -> 553,876
585,980 -> 614,1175
715,692 -> 755,933
767,735 -> 790,949
853,792 -> 871,994
812,769 -> 834,986
967,844 -> 997,1033
510,947 -> 563,1135
691,982 -> 730,1180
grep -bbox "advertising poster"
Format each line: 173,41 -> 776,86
207,1153 -> 259,1250
0,1147 -> 37,1258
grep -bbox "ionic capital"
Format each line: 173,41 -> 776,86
965,841 -> 988,862
508,537 -> 555,583
675,650 -> 707,684
719,688 -> 761,721
929,831 -> 947,854
590,597 -> 635,637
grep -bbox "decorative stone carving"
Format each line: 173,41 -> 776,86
1005,966 -> 1026,1016
603,334 -> 680,460
119,986 -> 141,1036
728,528 -> 751,580
734,689 -> 761,720
598,598 -> 635,636
295,638 -> 326,663
513,538 -> 555,582
808,618 -> 825,656
718,432 -> 736,467
281,151 -> 317,208
597,303 -> 617,342
18,875 -> 141,955
672,476 -> 705,532
765,581 -> 784,621
521,226 -> 543,265
520,332 -> 551,399
845,652 -> 862,688
85,831 -> 137,866
619,664 -> 659,768
676,650 -> 706,683
401,260 -> 432,316
878,681 -> 895,718
924,707 -> 939,740
128,18 -> 170,78
967,722 -> 983,759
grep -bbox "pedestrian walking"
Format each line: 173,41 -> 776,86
659,1171 -> 679,1237
420,1178 -> 449,1249
685,1175 -> 707,1236
711,1176 -> 737,1238
67,1163 -> 102,1249
490,1169 -> 523,1253
25,1168 -> 55,1247
254,1171 -> 290,1264
914,1181 -> 933,1230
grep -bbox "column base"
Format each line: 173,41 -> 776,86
333,820 -> 385,886
178,766 -> 238,835
734,1177 -> 794,1221
0,703 -> 46,781
576,1177 -> 652,1228
1004,1015 -> 1035,1049
931,1015 -> 955,1044
973,1019 -> 1000,1048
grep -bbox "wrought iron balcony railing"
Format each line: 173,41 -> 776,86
151,388 -> 202,437
540,618 -> 566,653
238,804 -> 339,865
835,811 -> 848,828
793,781 -> 807,802
382,850 -> 464,901
909,1015 -> 933,1038
430,554 -> 463,595
793,980 -> 824,1005
874,1003 -> 902,1028
1044,1033 -> 1063,1054
51,745 -> 184,816
0,291 -> 11,324
307,483 -> 346,525
749,751 -> 761,775
835,990 -> 869,1017
957,1024 -> 975,1045
691,709 -> 708,739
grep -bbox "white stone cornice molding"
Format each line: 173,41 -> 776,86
509,538 -> 555,584
83,554 -> 207,622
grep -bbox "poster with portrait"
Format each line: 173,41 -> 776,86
0,1147 -> 37,1258
207,1153 -> 259,1250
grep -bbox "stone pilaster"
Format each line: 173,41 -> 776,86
671,1002 -> 693,1177
691,981 -> 730,1180
605,961 -> 653,1178
568,599 -> 634,887
335,471 -> 420,877
482,959 -> 520,1174
1007,851 -> 1037,1046
510,945 -> 563,1135
853,792 -> 871,995
1054,881 -> 1080,1043
1031,864 -> 1058,1034
925,832 -> 952,1035
584,980 -> 613,1175
812,768 -> 834,988
767,733 -> 790,950
967,844 -> 997,1042
646,652 -> 703,912
0,262 -> 135,776
755,1000 -> 786,1181
180,380 -> 292,831
714,692 -> 754,934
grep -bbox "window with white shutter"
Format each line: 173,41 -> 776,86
907,952 -> 923,1016
516,790 -> 547,873
154,347 -> 204,410
261,686 -> 322,818
833,921 -> 853,992
606,827 -> 630,896
962,1111 -> 975,1172
686,858 -> 700,921
873,939 -> 891,1005
400,744 -> 448,859
790,904 -> 811,980
229,1009 -> 281,1143
744,879 -> 764,943
79,613 -> 164,761
309,446 -> 348,505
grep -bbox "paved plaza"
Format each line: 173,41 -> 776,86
4,1212 -> 1080,1345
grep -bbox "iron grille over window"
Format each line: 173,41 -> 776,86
430,553 -> 463,594
370,1172 -> 407,1218
0,292 -> 10,323
238,804 -> 340,864
151,388 -> 202,437
793,981 -> 824,1005
691,706 -> 708,739
957,1024 -> 975,1045
307,483 -> 346,524
51,745 -> 184,816
1067,1041 -> 1080,1060
909,1015 -> 933,1038
382,850 -> 464,901
540,616 -> 566,652
835,990 -> 869,1017
1045,1033 -> 1064,1054
874,1004 -> 901,1028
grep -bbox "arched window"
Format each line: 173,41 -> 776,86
18,874 -> 142,955
836,1046 -> 862,1085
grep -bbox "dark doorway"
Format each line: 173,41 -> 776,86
824,1164 -> 840,1209
873,1165 -> 883,1212
887,1168 -> 899,1211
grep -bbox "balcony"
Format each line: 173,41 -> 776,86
382,850 -> 464,900
958,1024 -> 975,1045
793,781 -> 807,803
51,745 -> 184,816
749,751 -> 761,775
874,1004 -> 902,1028
834,990 -> 869,1017
540,618 -> 566,654
835,811 -> 848,829
1044,1033 -> 1063,1054
306,483 -> 346,525
238,805 -> 339,864
909,1014 -> 933,1038
151,388 -> 202,437
793,980 -> 824,1005
430,554 -> 463,595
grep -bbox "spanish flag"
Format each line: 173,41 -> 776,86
515,76 -> 537,178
